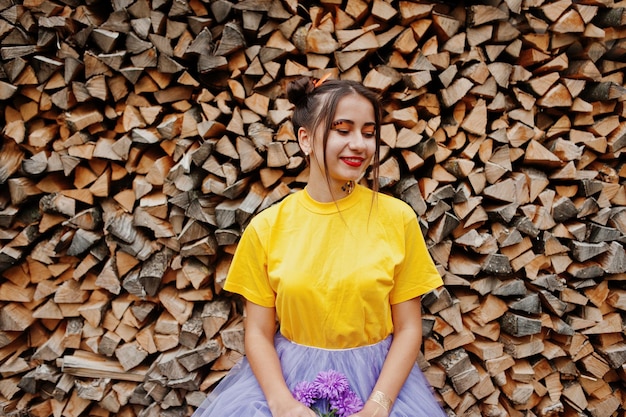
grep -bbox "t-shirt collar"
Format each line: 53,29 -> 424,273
299,184 -> 363,214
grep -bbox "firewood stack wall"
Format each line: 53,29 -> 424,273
0,0 -> 625,416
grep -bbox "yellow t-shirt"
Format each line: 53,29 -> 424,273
223,185 -> 443,349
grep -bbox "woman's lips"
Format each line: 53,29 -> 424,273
341,157 -> 363,167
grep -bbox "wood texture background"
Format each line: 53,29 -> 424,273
0,0 -> 625,416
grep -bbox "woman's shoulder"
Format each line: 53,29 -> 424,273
372,189 -> 416,217
247,189 -> 301,225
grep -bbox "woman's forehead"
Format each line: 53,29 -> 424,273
333,94 -> 376,118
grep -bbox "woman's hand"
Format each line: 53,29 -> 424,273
349,399 -> 390,417
269,396 -> 318,417
244,302 -> 316,417
350,298 -> 422,417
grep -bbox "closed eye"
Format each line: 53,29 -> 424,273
332,120 -> 352,134
332,120 -> 376,138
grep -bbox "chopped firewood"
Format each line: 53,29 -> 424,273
500,333 -> 544,359
437,348 -> 480,395
61,350 -> 147,382
1,1 -> 625,415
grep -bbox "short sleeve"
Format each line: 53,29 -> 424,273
223,221 -> 276,307
389,212 -> 443,304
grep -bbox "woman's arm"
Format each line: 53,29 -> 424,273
353,297 -> 423,417
244,300 -> 316,417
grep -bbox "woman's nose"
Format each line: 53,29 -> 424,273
349,132 -> 367,150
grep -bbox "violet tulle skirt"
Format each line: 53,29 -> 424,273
192,333 -> 446,417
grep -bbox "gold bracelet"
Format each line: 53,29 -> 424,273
369,390 -> 392,412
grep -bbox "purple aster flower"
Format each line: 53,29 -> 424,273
292,380 -> 317,407
313,370 -> 350,400
330,389 -> 364,417
293,370 -> 364,417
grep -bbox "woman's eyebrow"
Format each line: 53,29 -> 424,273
332,119 -> 376,126
332,119 -> 354,126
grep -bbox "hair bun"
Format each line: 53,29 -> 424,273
286,77 -> 315,105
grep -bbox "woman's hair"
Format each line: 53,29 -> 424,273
286,76 -> 382,192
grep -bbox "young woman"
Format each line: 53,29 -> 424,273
192,77 -> 447,417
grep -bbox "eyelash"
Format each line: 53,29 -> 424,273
333,129 -> 376,138
331,122 -> 376,138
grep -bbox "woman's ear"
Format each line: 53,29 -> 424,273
298,127 -> 311,156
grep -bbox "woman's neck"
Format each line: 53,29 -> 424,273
305,180 -> 355,203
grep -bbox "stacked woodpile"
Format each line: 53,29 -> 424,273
0,0 -> 625,416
